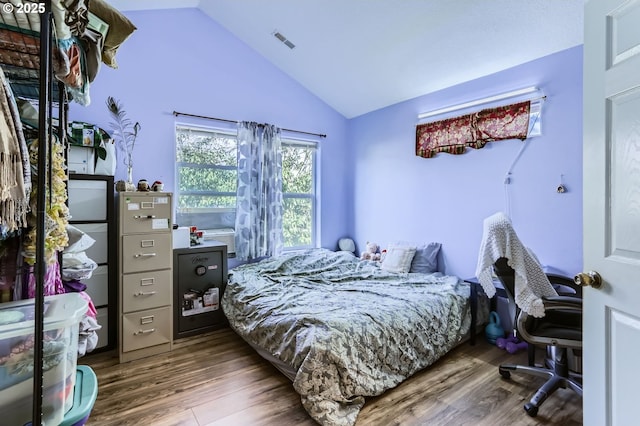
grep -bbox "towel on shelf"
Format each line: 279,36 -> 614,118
475,212 -> 557,317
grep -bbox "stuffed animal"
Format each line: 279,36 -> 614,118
360,241 -> 381,261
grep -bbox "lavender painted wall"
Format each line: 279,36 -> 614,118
69,8 -> 349,249
69,8 -> 582,276
348,46 -> 583,278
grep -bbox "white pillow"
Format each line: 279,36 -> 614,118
381,244 -> 416,273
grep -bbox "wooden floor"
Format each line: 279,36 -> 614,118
82,328 -> 582,426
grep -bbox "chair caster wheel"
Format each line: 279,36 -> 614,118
499,369 -> 511,379
524,402 -> 538,417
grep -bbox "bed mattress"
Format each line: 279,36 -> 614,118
222,249 -> 480,426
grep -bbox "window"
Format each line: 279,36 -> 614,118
282,140 -> 317,249
175,126 -> 237,231
175,125 -> 318,249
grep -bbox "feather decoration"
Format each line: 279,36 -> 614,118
106,96 -> 140,170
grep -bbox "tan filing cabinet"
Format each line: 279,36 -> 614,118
118,192 -> 173,362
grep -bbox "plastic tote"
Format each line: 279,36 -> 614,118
0,293 -> 88,426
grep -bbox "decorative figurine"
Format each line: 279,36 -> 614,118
137,179 -> 150,191
115,180 -> 127,192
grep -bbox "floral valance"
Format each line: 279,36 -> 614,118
415,100 -> 531,159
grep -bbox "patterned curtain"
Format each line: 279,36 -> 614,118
234,121 -> 284,261
416,101 -> 531,158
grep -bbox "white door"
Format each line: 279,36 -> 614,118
583,0 -> 640,424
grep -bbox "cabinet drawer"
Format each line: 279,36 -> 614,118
95,307 -> 109,349
122,269 -> 171,313
122,233 -> 172,273
68,179 -> 107,221
83,265 -> 109,307
122,307 -> 171,353
74,223 -> 109,264
120,194 -> 172,234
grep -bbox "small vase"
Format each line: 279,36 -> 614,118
125,166 -> 136,192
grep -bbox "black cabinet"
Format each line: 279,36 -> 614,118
173,242 -> 228,339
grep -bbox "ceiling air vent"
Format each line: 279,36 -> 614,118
273,30 -> 295,49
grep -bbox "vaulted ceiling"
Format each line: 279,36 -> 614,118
111,0 -> 585,118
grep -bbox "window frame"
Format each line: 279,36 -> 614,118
174,124 -> 319,249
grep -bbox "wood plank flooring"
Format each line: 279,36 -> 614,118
82,328 -> 582,425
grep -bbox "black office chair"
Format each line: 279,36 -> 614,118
493,257 -> 583,417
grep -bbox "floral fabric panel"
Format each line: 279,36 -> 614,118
234,121 -> 284,261
222,249 -> 472,426
416,100 -> 531,158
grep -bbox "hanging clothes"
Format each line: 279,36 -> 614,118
0,67 -> 30,234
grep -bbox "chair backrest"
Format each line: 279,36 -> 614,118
494,257 -> 582,299
476,212 -> 559,318
494,257 -> 516,301
493,257 -> 519,334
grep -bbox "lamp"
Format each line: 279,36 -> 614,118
418,86 -> 544,121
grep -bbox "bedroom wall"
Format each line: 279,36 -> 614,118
69,8 -> 350,250
348,46 -> 584,279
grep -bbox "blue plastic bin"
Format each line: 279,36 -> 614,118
59,365 -> 98,426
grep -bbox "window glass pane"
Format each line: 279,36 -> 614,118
178,166 -> 236,192
176,126 -> 237,230
282,144 -> 313,194
283,197 -> 312,247
176,129 -> 236,166
178,195 -> 236,210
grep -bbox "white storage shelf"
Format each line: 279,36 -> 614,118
68,146 -> 95,175
66,175 -> 115,351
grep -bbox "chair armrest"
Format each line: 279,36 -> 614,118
542,295 -> 583,307
518,295 -> 582,350
546,273 -> 582,298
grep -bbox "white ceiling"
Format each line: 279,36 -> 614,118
110,0 -> 585,118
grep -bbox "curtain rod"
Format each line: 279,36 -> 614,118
172,111 -> 327,138
417,86 -> 545,120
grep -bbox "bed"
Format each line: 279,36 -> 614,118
222,248 -> 488,426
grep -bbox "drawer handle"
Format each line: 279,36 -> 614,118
134,253 -> 157,258
133,215 -> 156,219
134,291 -> 157,297
134,328 -> 156,335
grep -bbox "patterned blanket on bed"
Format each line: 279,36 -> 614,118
222,249 -> 472,426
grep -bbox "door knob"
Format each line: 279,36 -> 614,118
574,271 -> 603,289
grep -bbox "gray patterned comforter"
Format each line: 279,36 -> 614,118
222,249 -> 473,426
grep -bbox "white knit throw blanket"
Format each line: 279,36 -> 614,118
0,67 -> 29,232
475,212 -> 557,318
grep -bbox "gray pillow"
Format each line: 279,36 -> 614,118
410,242 -> 441,273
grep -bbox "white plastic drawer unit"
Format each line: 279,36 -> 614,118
82,265 -> 109,307
95,307 -> 109,349
120,194 -> 172,234
121,306 -> 172,352
67,179 -> 107,221
121,233 -> 172,274
122,269 -> 172,313
74,223 -> 108,264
